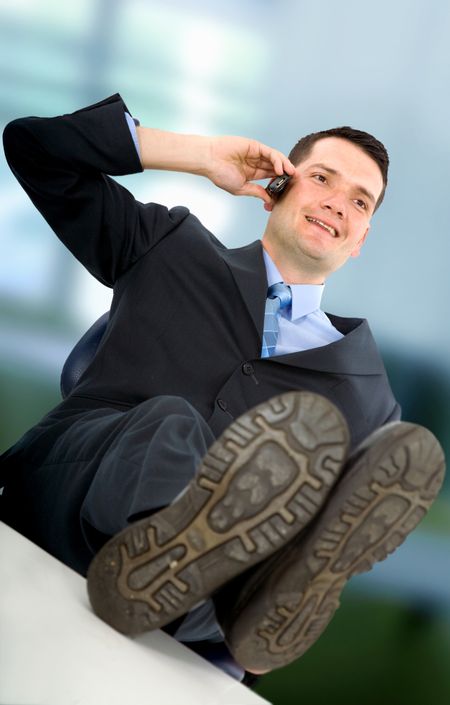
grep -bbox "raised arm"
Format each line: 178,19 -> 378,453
136,126 -> 295,204
3,94 -> 157,287
3,93 -> 294,288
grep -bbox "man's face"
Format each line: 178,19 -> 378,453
262,137 -> 384,282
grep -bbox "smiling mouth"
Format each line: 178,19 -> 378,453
305,216 -> 338,237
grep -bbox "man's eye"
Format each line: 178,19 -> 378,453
313,174 -> 327,183
355,199 -> 367,209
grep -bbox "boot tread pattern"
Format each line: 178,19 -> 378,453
228,424 -> 445,670
87,392 -> 349,634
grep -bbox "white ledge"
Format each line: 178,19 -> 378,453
0,522 -> 270,705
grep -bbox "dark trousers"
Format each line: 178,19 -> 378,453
1,394 -> 228,643
1,395 -> 215,574
0,393 -> 262,678
79,395 -> 216,541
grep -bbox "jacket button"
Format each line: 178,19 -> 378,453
242,363 -> 254,375
217,398 -> 227,411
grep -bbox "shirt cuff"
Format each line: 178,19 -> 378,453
124,111 -> 141,159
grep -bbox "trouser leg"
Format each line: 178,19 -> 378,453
0,395 -> 215,573
79,395 -> 223,644
2,395 -> 222,643
80,395 -> 216,546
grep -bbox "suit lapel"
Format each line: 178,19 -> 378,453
268,316 -> 385,375
218,240 -> 384,377
219,239 -> 267,341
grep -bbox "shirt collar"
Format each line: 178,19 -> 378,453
262,247 -> 325,321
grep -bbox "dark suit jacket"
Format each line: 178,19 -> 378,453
1,94 -> 400,570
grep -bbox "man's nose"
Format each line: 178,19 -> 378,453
321,193 -> 346,218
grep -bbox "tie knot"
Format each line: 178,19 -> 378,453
267,282 -> 292,310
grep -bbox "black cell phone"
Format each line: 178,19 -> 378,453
266,173 -> 292,197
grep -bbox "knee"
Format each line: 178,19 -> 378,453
128,395 -> 214,446
144,395 -> 200,419
150,396 -> 215,447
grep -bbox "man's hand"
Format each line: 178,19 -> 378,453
136,126 -> 295,207
206,135 -> 296,205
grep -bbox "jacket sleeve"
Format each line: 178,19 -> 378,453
2,93 -> 189,287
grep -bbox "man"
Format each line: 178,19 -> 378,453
0,94 -> 445,679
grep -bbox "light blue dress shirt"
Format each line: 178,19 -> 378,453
262,248 -> 343,355
124,112 -> 141,155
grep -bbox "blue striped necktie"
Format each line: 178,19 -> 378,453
261,282 -> 292,358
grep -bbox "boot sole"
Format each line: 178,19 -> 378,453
87,391 -> 349,635
222,422 -> 446,671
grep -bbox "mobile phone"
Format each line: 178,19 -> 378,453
266,172 -> 292,197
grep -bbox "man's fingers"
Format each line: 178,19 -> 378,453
283,158 -> 296,175
208,136 -> 295,196
270,155 -> 283,176
242,151 -> 296,183
274,154 -> 295,177
258,145 -> 295,176
238,183 -> 272,203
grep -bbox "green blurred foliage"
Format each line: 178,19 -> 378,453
256,594 -> 450,705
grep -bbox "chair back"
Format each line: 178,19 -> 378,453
60,312 -> 109,398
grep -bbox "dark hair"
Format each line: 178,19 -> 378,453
288,126 -> 389,211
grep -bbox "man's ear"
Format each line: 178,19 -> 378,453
350,226 -> 370,258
